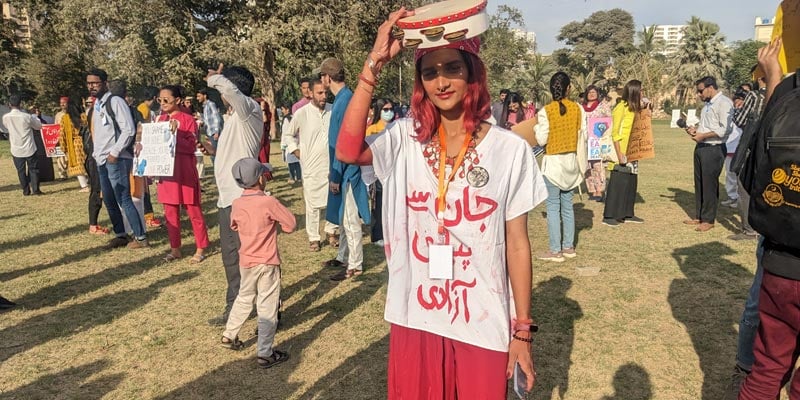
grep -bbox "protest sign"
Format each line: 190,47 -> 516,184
626,110 -> 655,162
40,124 -> 64,157
135,122 -> 175,177
587,117 -> 612,161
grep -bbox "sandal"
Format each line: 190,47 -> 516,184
89,225 -> 109,235
330,268 -> 363,281
327,233 -> 339,248
163,253 -> 181,262
220,336 -> 243,351
309,241 -> 321,252
257,349 -> 289,369
189,254 -> 206,264
146,218 -> 163,228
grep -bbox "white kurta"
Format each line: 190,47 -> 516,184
286,102 -> 332,209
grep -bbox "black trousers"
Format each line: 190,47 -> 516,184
603,166 -> 638,220
12,154 -> 39,195
693,143 -> 726,223
218,206 -> 241,316
85,156 -> 103,226
371,181 -> 384,242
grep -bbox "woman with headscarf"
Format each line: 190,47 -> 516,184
58,98 -> 90,192
534,72 -> 588,262
602,80 -> 646,226
156,85 -> 210,263
335,7 -> 546,397
581,85 -> 612,201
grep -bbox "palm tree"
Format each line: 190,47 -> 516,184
525,53 -> 555,106
675,17 -> 732,103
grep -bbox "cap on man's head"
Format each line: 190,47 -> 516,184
232,158 -> 272,188
318,58 -> 345,81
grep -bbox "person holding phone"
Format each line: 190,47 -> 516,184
335,4 -> 545,397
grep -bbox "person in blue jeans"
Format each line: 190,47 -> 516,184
86,68 -> 148,250
533,72 -> 587,263
724,237 -> 763,399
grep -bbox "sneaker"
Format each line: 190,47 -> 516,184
726,201 -> 739,209
625,216 -> 645,224
728,232 -> 758,241
127,238 -> 150,249
537,251 -> 565,263
373,240 -> 385,246
562,248 -> 577,258
220,336 -> 243,350
104,236 -> 130,250
721,198 -> 738,206
602,218 -> 621,227
722,365 -> 750,400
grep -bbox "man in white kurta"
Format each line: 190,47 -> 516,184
285,81 -> 336,248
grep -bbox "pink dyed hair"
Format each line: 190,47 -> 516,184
410,50 -> 491,142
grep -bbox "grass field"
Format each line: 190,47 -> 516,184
0,120 -> 774,399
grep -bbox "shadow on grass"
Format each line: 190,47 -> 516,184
0,183 -> 20,193
600,363 -> 653,400
0,212 -> 26,222
0,271 -> 198,363
10,248 -> 177,310
664,187 -> 695,219
0,359 -> 125,400
0,222 -> 86,255
299,334 -> 389,399
669,241 -> 753,400
532,276 -> 583,400
574,202 -> 594,248
155,269 -> 382,399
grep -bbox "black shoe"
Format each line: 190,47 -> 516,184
0,295 -> 16,310
625,216 -> 645,224
602,218 -> 621,227
32,191 -> 44,195
104,236 -> 130,250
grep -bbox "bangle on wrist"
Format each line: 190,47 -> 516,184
358,73 -> 377,88
512,332 -> 533,343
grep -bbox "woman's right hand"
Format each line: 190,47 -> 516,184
369,8 -> 415,72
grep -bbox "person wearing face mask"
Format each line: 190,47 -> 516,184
364,98 -> 396,246
366,98 -> 396,136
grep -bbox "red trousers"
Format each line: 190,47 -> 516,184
388,324 -> 508,400
163,203 -> 209,250
739,271 -> 800,399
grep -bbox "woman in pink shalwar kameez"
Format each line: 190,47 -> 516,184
156,85 -> 210,263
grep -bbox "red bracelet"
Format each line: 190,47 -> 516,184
358,73 -> 377,88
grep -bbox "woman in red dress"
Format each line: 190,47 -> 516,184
156,85 -> 210,263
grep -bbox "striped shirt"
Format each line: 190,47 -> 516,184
732,88 -> 766,128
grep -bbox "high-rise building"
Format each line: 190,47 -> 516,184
511,28 -> 536,54
1,2 -> 33,50
652,25 -> 686,55
754,17 -> 775,43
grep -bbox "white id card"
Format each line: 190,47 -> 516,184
428,244 -> 453,280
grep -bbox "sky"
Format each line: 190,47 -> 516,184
497,0 -> 780,53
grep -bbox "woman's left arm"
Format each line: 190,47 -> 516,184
506,213 -> 535,391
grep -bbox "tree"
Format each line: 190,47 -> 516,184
555,9 -> 635,77
481,5 -> 534,96
724,40 -> 763,90
0,17 -> 31,100
675,17 -> 731,103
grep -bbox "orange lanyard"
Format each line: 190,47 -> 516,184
436,124 -> 472,240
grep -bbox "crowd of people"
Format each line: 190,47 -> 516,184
1,1 -> 799,398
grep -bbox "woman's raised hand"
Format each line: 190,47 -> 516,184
369,8 -> 415,71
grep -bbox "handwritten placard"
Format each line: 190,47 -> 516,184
40,124 -> 64,157
773,0 -> 800,73
587,117 -> 612,161
135,122 -> 175,177
626,110 -> 655,162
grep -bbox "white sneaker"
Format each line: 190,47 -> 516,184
373,240 -> 385,246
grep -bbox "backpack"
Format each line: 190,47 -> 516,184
87,95 -> 137,157
742,70 -> 800,249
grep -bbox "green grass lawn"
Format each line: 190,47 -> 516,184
0,121 -> 771,399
